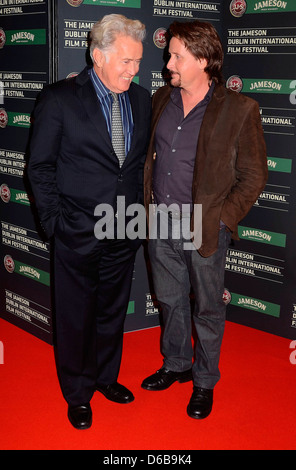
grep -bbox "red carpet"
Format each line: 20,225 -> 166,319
0,317 -> 295,450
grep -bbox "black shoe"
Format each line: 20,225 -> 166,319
96,382 -> 134,404
187,387 -> 213,419
141,368 -> 192,391
68,403 -> 92,430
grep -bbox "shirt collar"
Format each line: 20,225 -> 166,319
170,80 -> 215,108
89,67 -> 117,101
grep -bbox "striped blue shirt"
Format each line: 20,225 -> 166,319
89,67 -> 134,156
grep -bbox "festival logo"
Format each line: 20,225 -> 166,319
153,28 -> 167,49
223,288 -> 232,305
0,28 -> 6,49
0,108 -> 8,128
226,75 -> 243,93
66,0 -> 84,6
4,255 -> 15,274
0,184 -> 11,203
230,0 -> 247,17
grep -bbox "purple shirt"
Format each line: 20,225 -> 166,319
153,83 -> 214,211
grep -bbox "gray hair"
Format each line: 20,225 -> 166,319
89,14 -> 146,62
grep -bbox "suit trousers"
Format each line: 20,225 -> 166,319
53,236 -> 136,406
148,212 -> 231,389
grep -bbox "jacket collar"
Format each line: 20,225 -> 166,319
75,67 -> 111,152
75,66 -> 140,164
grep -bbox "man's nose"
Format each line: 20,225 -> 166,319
128,61 -> 139,75
167,57 -> 174,70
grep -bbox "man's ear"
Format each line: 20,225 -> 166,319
92,48 -> 105,68
198,57 -> 208,71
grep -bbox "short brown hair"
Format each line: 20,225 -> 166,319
168,20 -> 224,84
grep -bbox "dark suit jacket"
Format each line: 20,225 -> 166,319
144,83 -> 268,257
28,67 -> 151,254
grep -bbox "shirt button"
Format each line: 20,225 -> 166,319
167,172 -> 171,176
166,195 -> 170,198
177,126 -> 181,130
172,149 -> 176,153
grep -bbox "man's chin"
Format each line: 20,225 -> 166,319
170,77 -> 181,87
117,78 -> 133,92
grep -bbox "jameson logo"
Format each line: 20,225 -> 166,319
244,79 -> 293,94
254,0 -> 287,11
11,32 -> 35,43
267,157 -> 292,173
6,112 -> 31,128
13,190 -> 30,205
1,186 -> 31,206
4,256 -> 50,286
5,29 -> 46,45
82,0 -> 141,7
230,293 -> 280,318
19,265 -> 41,280
16,261 -> 50,286
247,0 -> 296,13
12,114 -> 30,127
238,226 -> 286,247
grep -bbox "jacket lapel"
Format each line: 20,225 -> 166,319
198,84 -> 225,148
75,67 -> 114,155
193,84 -> 226,182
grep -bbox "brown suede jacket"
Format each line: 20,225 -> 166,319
144,83 -> 268,257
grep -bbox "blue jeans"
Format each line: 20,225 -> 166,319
148,212 -> 231,389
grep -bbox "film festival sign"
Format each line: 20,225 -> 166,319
65,0 -> 141,7
0,1 -> 52,343
1,0 -> 296,342
223,0 -> 296,339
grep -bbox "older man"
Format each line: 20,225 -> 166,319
142,20 -> 267,419
28,14 -> 151,429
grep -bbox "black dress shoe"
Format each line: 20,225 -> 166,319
96,382 -> 134,404
187,387 -> 213,419
141,368 -> 192,391
68,403 -> 92,430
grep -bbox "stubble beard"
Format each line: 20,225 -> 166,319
170,72 -> 181,88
